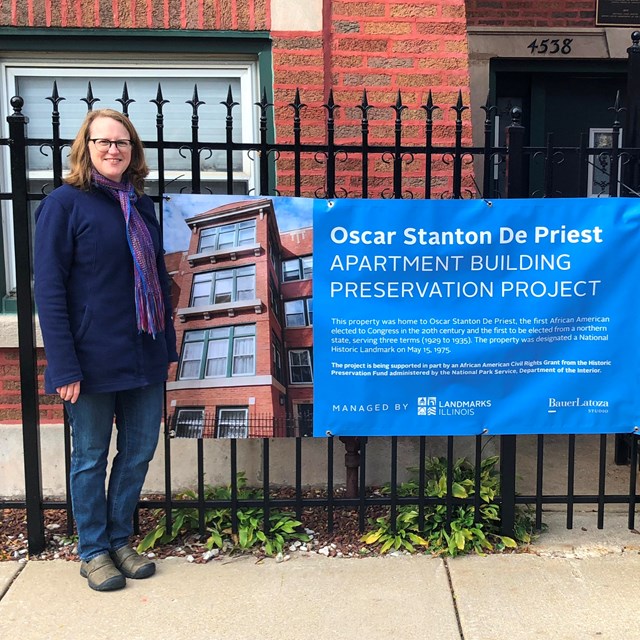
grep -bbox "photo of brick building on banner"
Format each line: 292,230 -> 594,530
165,197 -> 314,438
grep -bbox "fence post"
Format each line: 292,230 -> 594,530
8,96 -> 45,554
339,436 -> 361,498
623,31 -> 640,196
499,106 -> 526,537
505,106 -> 526,198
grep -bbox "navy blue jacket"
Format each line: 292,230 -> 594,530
34,184 -> 179,395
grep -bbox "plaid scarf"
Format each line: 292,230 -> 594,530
91,170 -> 165,337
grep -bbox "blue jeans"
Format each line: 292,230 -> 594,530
64,383 -> 163,562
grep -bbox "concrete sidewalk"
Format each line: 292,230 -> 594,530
1,512 -> 640,640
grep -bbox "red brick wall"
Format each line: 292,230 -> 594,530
464,0 -> 595,27
273,0 -> 472,198
1,0 -> 269,30
0,348 -> 62,423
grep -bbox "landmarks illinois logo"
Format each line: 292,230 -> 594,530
418,396 -> 491,417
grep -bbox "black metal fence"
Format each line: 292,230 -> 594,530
3,36 -> 640,554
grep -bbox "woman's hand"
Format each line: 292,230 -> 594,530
56,381 -> 81,404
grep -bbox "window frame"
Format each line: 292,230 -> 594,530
178,324 -> 256,381
189,265 -> 256,307
288,348 -> 313,385
198,219 -> 257,253
282,255 -> 313,283
217,407 -> 249,439
284,297 -> 313,327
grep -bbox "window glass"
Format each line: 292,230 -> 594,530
232,336 -> 255,375
272,338 -> 283,382
285,299 -> 305,327
302,256 -> 313,279
205,339 -> 228,378
197,220 -> 256,253
284,298 -> 312,327
213,274 -> 233,304
282,259 -> 300,282
289,349 -> 313,383
236,273 -> 255,300
184,330 -> 206,342
217,408 -> 249,438
238,221 -> 256,245
191,273 -> 213,307
282,256 -> 312,282
13,72 -> 245,174
179,341 -> 204,379
199,229 -> 217,251
234,324 -> 255,337
209,326 -> 230,339
217,226 -> 237,250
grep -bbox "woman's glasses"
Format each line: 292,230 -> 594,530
89,138 -> 132,150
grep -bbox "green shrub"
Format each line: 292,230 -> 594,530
137,473 -> 309,557
361,456 -> 538,557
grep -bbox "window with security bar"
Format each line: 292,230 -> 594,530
216,407 -> 249,439
174,408 -> 205,438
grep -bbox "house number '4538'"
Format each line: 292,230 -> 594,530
527,38 -> 573,55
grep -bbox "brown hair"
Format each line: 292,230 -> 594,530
64,108 -> 149,194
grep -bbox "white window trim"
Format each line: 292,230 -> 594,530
217,407 -> 249,439
288,348 -> 313,385
0,58 -> 260,294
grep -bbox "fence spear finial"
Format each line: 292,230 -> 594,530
116,82 -> 135,116
221,85 -> 239,113
81,82 -> 100,111
151,83 -> 169,114
46,81 -> 65,110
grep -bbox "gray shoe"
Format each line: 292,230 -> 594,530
110,545 -> 156,579
80,553 -> 126,591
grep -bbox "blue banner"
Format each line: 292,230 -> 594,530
313,198 -> 640,436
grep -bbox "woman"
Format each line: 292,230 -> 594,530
34,109 -> 178,592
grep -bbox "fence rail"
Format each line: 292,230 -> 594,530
3,38 -> 640,553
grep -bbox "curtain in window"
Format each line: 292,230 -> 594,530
205,339 -> 228,377
232,336 -> 255,375
179,341 -> 204,379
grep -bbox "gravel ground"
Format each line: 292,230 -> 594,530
1,490 -> 388,564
